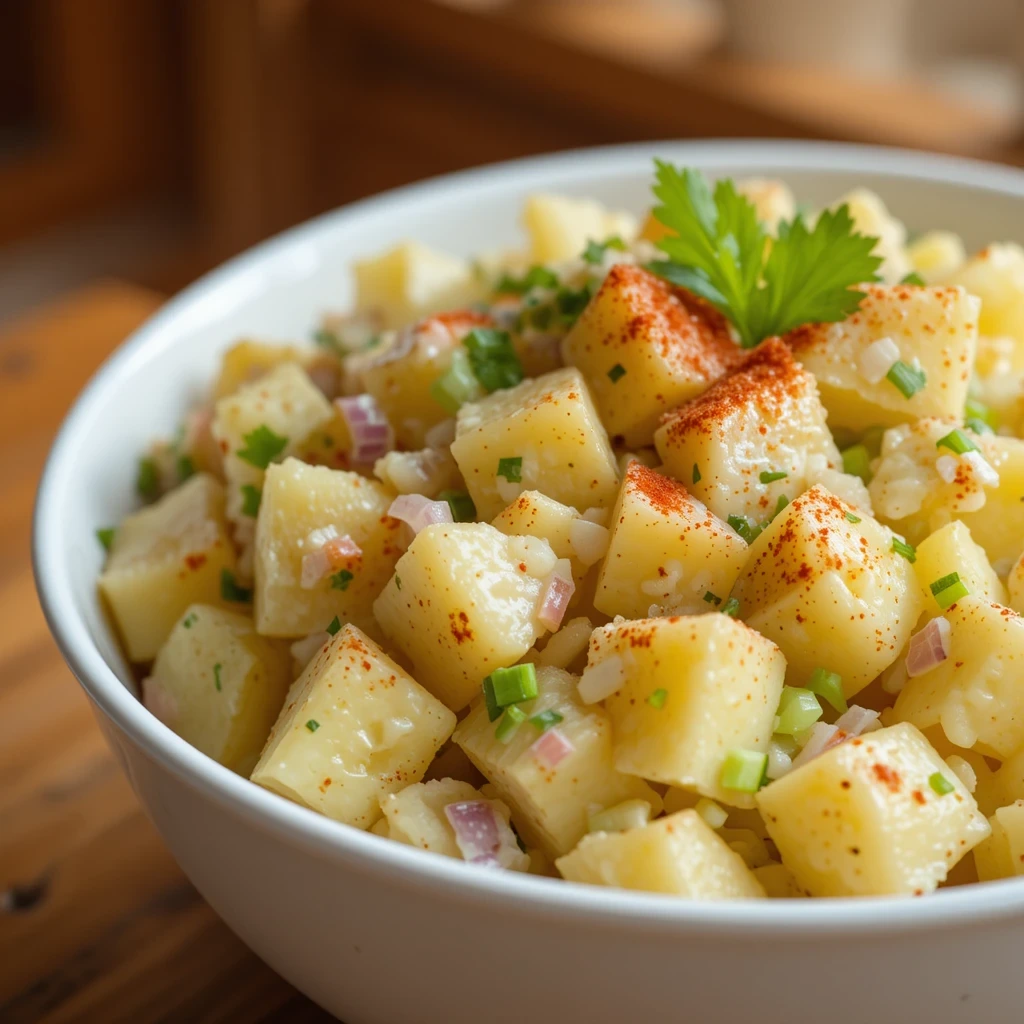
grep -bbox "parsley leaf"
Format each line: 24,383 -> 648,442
330,569 -> 354,591
649,162 -> 883,348
463,328 -> 524,393
221,569 -> 252,603
136,456 -> 160,500
496,265 -> 559,295
240,484 -> 262,518
236,425 -> 288,469
582,236 -> 626,265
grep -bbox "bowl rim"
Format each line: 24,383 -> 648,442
34,137 -> 1024,938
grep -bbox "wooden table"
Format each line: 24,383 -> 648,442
0,283 -> 333,1023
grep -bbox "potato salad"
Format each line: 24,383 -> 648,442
98,161 -> 1024,900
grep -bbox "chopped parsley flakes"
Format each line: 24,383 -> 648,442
306,719 -> 320,733
330,569 -> 354,591
582,236 -> 626,265
96,527 -> 116,551
497,456 -> 523,483
326,615 -> 342,636
221,569 -> 253,603
236,424 -> 288,469
213,663 -> 223,692
136,457 -> 160,500
607,363 -> 627,383
240,484 -> 262,518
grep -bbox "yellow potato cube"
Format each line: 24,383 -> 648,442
654,339 -> 866,526
893,596 -> 1024,758
784,284 -> 979,432
592,614 -> 785,808
757,723 -> 990,897
143,604 -> 290,774
907,231 -> 966,283
974,801 -> 1024,881
451,366 -> 619,521
562,265 -> 741,447
595,461 -> 747,619
555,810 -> 765,899
251,624 -> 455,828
752,862 -> 807,898
213,340 -> 341,401
99,474 -> 237,661
912,521 -> 1006,609
454,666 -> 661,858
950,243 -> 1024,350
522,193 -> 636,264
492,490 -> 578,559
834,188 -> 911,282
253,458 -> 404,637
374,522 -> 558,711
1008,552 -> 1024,614
737,177 -> 796,232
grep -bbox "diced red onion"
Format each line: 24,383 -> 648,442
142,678 -> 178,726
833,705 -> 881,735
387,494 -> 453,535
530,727 -> 575,768
577,653 -> 624,704
906,616 -> 951,678
790,722 -> 844,770
358,324 -> 416,370
444,801 -> 502,866
858,336 -> 900,385
570,518 -> 610,566
935,454 -> 959,484
537,559 -> 576,632
963,450 -> 1000,488
300,526 -> 362,589
336,394 -> 394,463
291,631 -> 331,666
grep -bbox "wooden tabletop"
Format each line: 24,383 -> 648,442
0,283 -> 334,1023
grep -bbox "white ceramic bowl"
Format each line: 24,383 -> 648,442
34,141 -> 1024,1024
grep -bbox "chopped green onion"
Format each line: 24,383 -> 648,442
720,749 -> 768,793
841,444 -> 872,482
497,456 -> 522,482
775,687 -> 823,736
312,327 -> 339,351
886,360 -> 927,399
221,569 -> 252,603
182,612 -> 197,629
647,688 -> 668,709
482,676 -> 502,722
892,536 -> 917,563
769,494 -> 789,522
692,464 -> 701,484
495,704 -> 527,743
930,571 -> 970,609
306,719 -> 320,733
464,328 -> 524,393
213,663 -> 223,692
430,348 -> 482,414
136,457 -> 160,500
929,772 -> 954,796
806,667 -> 847,714
703,591 -> 722,606
965,417 -> 995,437
759,469 -> 788,484
529,709 -> 564,733
330,569 -> 354,591
395,575 -> 402,591
553,283 -> 594,325
901,271 -> 926,286
240,484 -> 262,518
965,397 -> 998,431
236,424 -> 288,469
582,236 -> 626,264
727,514 -> 761,545
722,597 -> 741,618
861,424 -> 886,457
96,527 -> 116,551
439,489 -> 476,522
176,454 -> 195,481
489,663 -> 539,708
587,799 -> 652,833
496,265 -> 559,294
935,428 -> 978,456
845,511 -> 862,524
326,615 -> 341,636
607,363 -> 627,383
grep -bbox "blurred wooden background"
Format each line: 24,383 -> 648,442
0,0 -> 1022,325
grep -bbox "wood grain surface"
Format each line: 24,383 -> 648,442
0,283 -> 333,1023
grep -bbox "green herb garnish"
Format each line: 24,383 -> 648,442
721,597 -> 741,618
236,424 -> 288,469
220,569 -> 252,603
727,514 -> 761,545
439,489 -> 476,523
488,664 -> 539,709
240,484 -> 262,518
936,428 -> 978,456
929,772 -> 954,796
529,709 -> 564,733
496,265 -> 559,295
213,663 -> 223,692
930,571 -> 970,610
182,612 -> 197,629
807,667 -> 847,714
775,687 -> 823,736
886,360 -> 927,399
647,688 -> 668,709
892,537 -> 917,563
431,348 -> 483,414
901,271 -> 926,286
582,236 -> 626,265
607,363 -> 627,383
497,456 -> 523,483
841,444 -> 872,482
176,454 -> 195,481
720,749 -> 768,793
326,615 -> 341,636
703,591 -> 722,606
692,463 -> 701,484
330,569 -> 354,591
306,719 -> 321,733
845,511 -> 862,524
96,527 -> 116,551
495,704 -> 528,743
136,457 -> 160,500
760,470 -> 788,484
464,328 -> 524,393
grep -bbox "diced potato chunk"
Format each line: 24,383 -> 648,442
143,604 -> 290,774
1008,552 -> 1024,614
213,340 -> 340,401
731,485 -> 921,696
912,521 -> 1006,609
907,231 -> 966,284
451,366 -> 619,521
379,778 -> 529,870
522,193 -> 636,264
374,522 -> 557,711
454,666 -> 661,858
869,417 -> 1024,566
251,624 -> 455,828
974,802 -> 1024,881
491,490 -> 578,559
594,614 -> 785,808
737,178 -> 796,232
595,461 -> 746,619
752,862 -> 807,898
555,810 -> 765,899
253,458 -> 403,637
950,243 -> 1024,350
757,723 -> 989,897
834,188 -> 911,282
362,310 -> 490,450
783,284 -> 979,432
893,596 -> 1024,758
353,241 -> 480,329
99,474 -> 237,661
562,265 -> 740,446
654,339 -> 866,525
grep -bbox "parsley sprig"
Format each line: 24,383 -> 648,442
648,162 -> 883,348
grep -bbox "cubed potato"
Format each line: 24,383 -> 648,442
869,417 -> 1024,566
379,778 -> 529,870
752,862 -> 807,898
562,265 -> 740,447
353,241 -> 480,329
143,604 -> 290,774
252,458 -> 404,637
893,596 -> 1024,758
492,490 -> 578,559
555,810 -> 765,899
783,284 -> 979,432
912,521 -> 1007,609
757,723 -> 990,897
99,474 -> 238,661
454,666 -> 661,858
362,310 -> 491,450
974,801 -> 1024,881
737,178 -> 796,232
451,366 -> 619,521
907,231 -> 966,283
251,623 -> 455,828
950,243 -> 1024,351
591,614 -> 785,808
374,522 -> 558,711
213,340 -> 340,401
731,485 -> 921,696
522,193 -> 636,264
1008,552 -> 1024,614
654,339 -> 867,525
594,461 -> 746,619
834,188 -> 911,283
